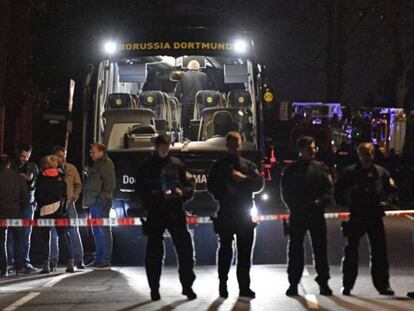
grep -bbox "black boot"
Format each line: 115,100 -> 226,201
286,284 -> 299,296
182,287 -> 197,300
341,287 -> 351,296
319,283 -> 333,296
150,289 -> 161,301
407,291 -> 414,299
379,287 -> 395,296
239,288 -> 256,299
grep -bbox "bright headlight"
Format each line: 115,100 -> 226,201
261,193 -> 269,201
103,41 -> 117,55
234,39 -> 248,54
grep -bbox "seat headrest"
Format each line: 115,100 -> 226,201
139,91 -> 165,108
106,93 -> 134,109
130,124 -> 156,135
228,90 -> 252,108
212,111 -> 234,137
196,90 -> 221,108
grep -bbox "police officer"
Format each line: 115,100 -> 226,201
175,60 -> 209,139
137,133 -> 196,301
281,136 -> 333,296
335,142 -> 395,296
207,131 -> 264,299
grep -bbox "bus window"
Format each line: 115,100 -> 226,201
97,56 -> 257,151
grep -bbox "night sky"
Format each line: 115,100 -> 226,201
2,0 -> 414,157
28,0 -> 414,112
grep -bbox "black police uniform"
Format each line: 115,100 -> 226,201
281,159 -> 332,288
335,163 -> 394,292
175,70 -> 209,138
207,153 -> 263,295
137,153 -> 196,294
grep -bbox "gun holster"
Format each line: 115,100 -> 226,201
341,220 -> 349,237
283,219 -> 289,236
140,217 -> 149,236
211,216 -> 220,234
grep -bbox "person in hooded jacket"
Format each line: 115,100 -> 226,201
35,155 -> 74,274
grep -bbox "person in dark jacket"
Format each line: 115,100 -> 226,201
335,142 -> 395,296
35,155 -> 74,273
137,133 -> 196,301
175,60 -> 210,139
83,143 -> 116,270
10,144 -> 39,273
0,155 -> 27,276
207,131 -> 264,299
281,136 -> 333,296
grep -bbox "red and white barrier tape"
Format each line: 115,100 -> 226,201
0,210 -> 413,227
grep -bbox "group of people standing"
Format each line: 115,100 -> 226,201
281,136 -> 413,298
0,143 -> 116,275
137,132 -> 263,301
1,133 -> 413,302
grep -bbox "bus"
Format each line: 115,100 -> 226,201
82,28 -> 274,214
81,28 -> 276,264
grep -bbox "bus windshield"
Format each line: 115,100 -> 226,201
94,55 -> 258,152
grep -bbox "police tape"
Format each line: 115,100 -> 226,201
0,210 -> 413,227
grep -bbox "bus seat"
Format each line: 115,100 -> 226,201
227,90 -> 252,108
102,108 -> 155,149
139,91 -> 169,131
193,90 -> 222,120
106,93 -> 136,109
205,110 -> 239,139
124,124 -> 157,149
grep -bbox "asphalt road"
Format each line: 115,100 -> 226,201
0,214 -> 413,310
0,265 -> 413,311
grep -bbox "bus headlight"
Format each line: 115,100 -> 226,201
234,39 -> 248,54
103,41 -> 117,55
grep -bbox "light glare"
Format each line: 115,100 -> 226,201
234,40 -> 248,53
104,41 -> 117,55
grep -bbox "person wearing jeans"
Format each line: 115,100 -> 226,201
35,155 -> 74,274
0,155 -> 28,276
89,200 -> 112,267
83,143 -> 115,270
11,144 -> 39,273
49,202 -> 84,270
49,146 -> 85,270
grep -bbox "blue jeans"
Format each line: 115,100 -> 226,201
21,204 -> 35,268
50,202 -> 84,263
90,201 -> 112,264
